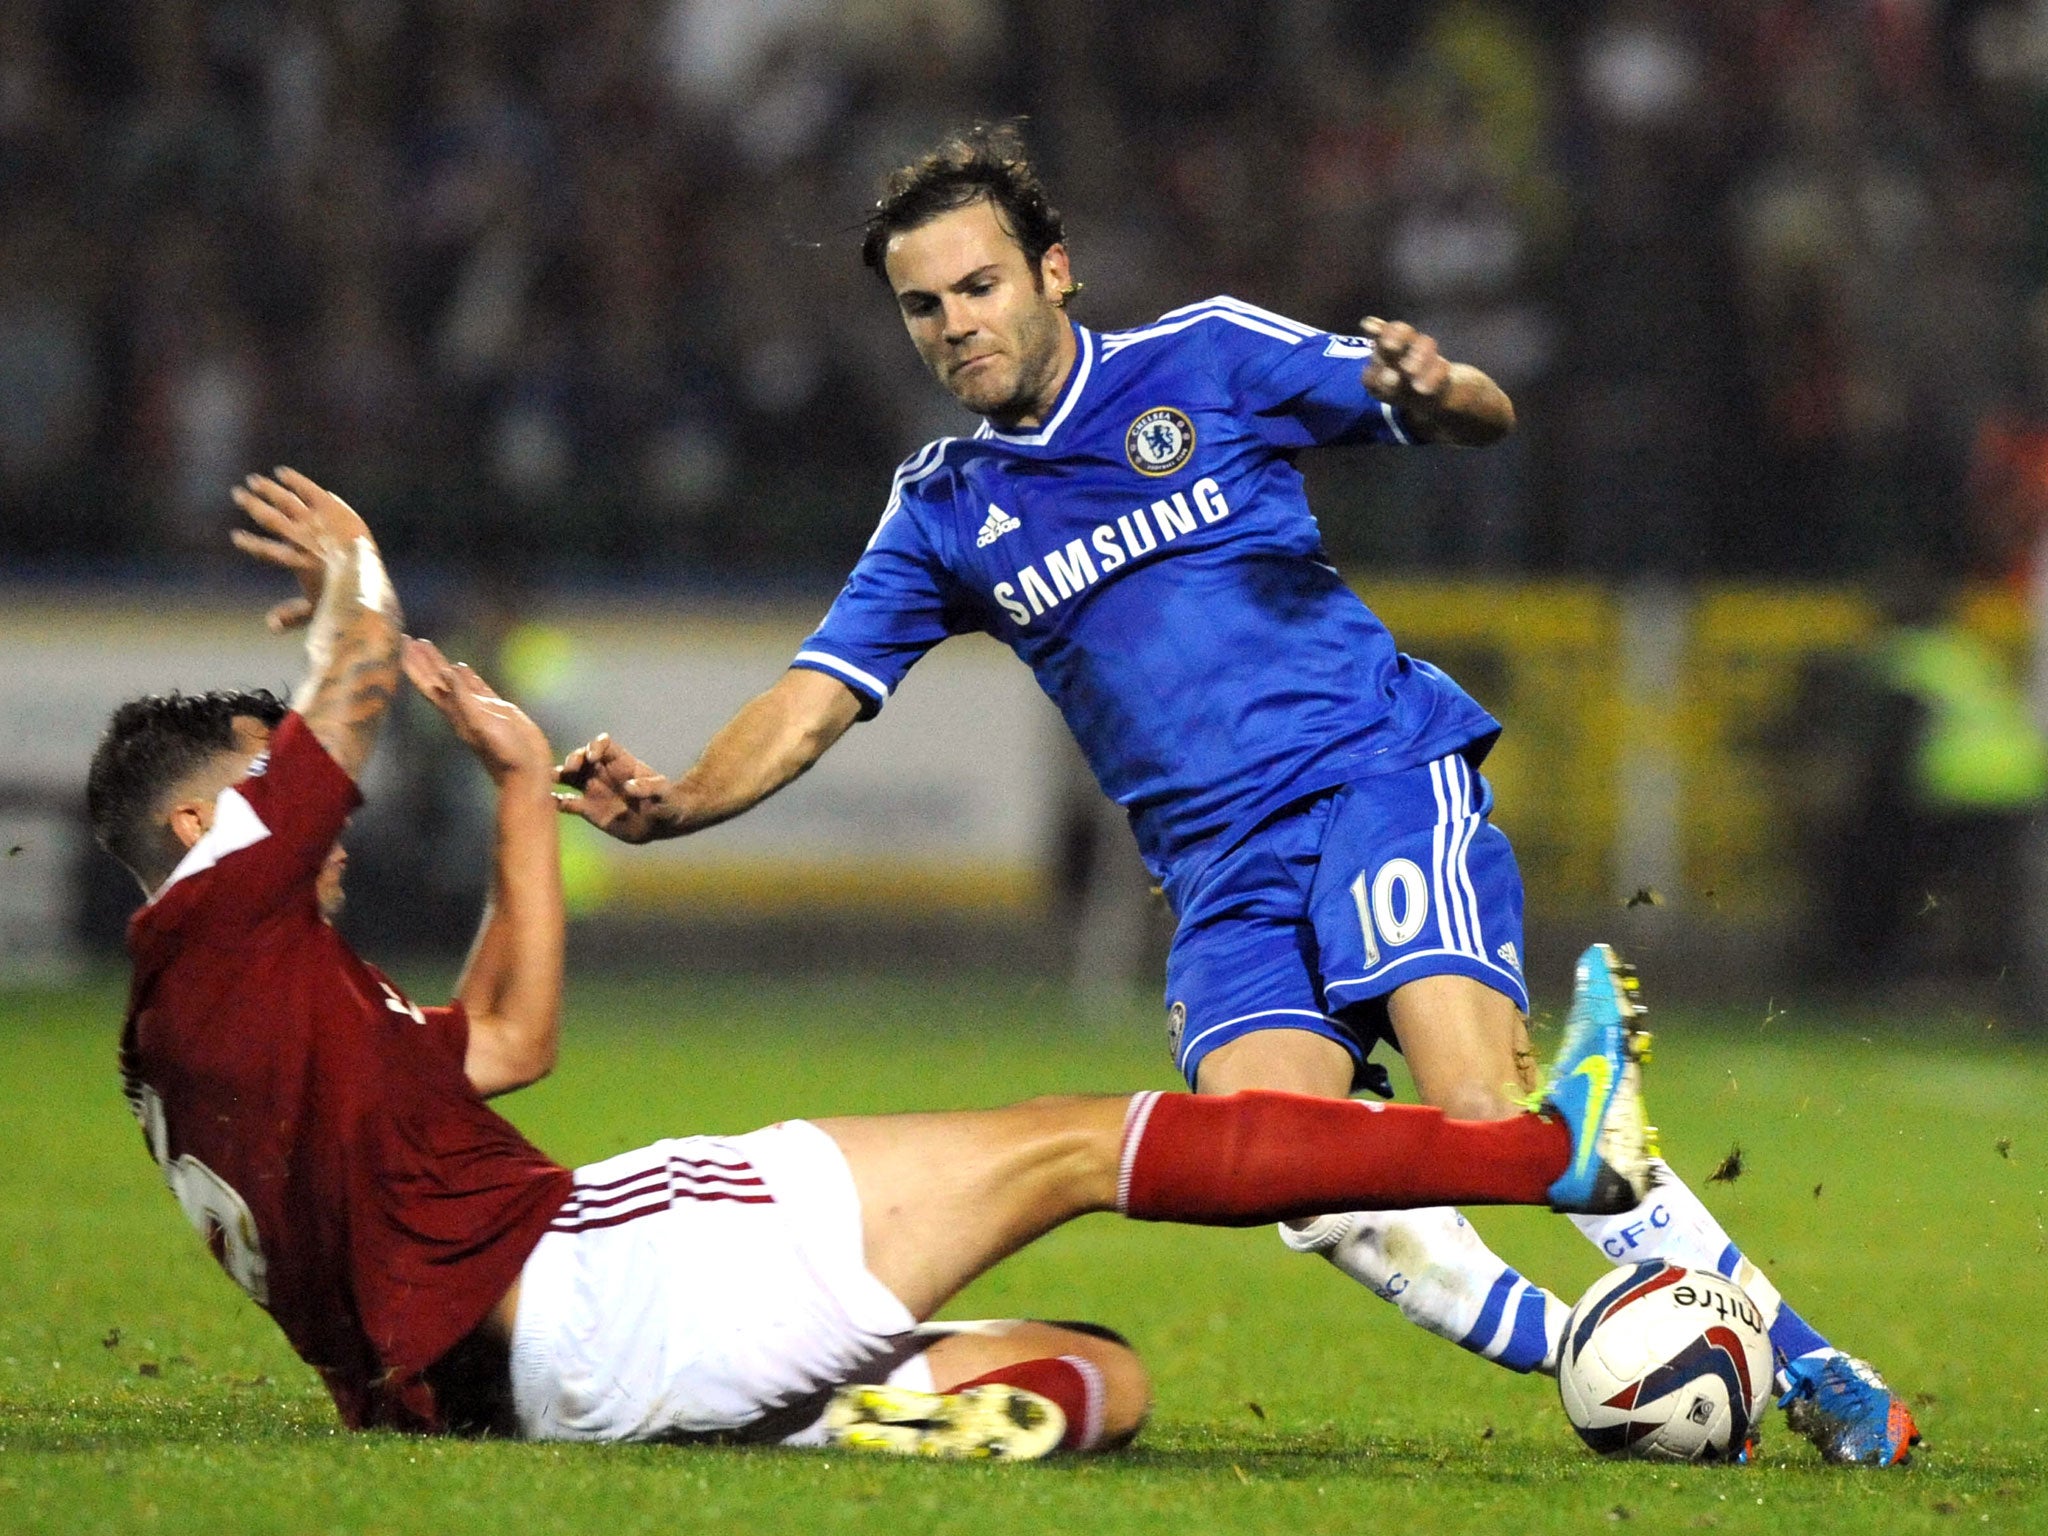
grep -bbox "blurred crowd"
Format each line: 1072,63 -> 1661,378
7,0 -> 2048,584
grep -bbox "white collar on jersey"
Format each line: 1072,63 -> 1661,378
975,324 -> 1094,448
149,784 -> 272,904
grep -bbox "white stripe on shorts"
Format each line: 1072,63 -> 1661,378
1450,757 -> 1488,961
1429,758 -> 1456,952
1429,758 -> 1475,957
1425,754 -> 1491,963
1447,758 -> 1478,955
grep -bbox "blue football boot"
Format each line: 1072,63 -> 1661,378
1539,943 -> 1656,1215
1779,1351 -> 1922,1466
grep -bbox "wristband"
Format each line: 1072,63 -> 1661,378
355,537 -> 397,617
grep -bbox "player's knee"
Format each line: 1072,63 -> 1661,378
1433,1079 -> 1520,1122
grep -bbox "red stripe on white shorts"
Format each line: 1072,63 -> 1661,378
549,1149 -> 775,1232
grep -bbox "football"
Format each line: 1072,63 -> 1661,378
1558,1261 -> 1775,1462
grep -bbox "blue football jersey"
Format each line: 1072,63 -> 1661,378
794,296 -> 1501,903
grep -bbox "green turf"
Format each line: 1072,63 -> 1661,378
1,969 -> 2042,1534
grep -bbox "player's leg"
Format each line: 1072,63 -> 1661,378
824,1320 -> 1151,1457
1561,1154 -> 1921,1463
504,1071 -> 1645,1455
810,1095 -> 1127,1320
1542,953 -> 1920,1465
1319,761 -> 1896,1429
507,1105 -> 1609,1457
1181,768 -> 1574,1374
1193,1021 -> 1354,1096
1386,971 -> 1537,1119
1568,1169 -> 1833,1362
1552,947 -> 1820,1346
815,1079 -> 1563,1463
810,1080 -> 1644,1459
812,1084 -> 1622,1322
926,1323 -> 1150,1449
1310,925 -> 1918,1462
1274,759 -> 1915,1460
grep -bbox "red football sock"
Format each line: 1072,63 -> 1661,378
951,1355 -> 1105,1451
1116,1090 -> 1571,1224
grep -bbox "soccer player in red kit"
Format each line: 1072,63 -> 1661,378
90,469 -> 1652,1456
93,469 -> 573,1431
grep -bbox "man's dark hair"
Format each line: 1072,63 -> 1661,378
87,689 -> 288,882
860,123 -> 1065,283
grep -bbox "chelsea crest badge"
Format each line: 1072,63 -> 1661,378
1126,406 -> 1195,477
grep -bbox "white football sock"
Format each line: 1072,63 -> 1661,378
1283,1206 -> 1570,1374
1566,1158 -> 1787,1326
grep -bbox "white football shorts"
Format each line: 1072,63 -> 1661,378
507,1119 -> 935,1443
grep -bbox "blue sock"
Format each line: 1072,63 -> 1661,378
1768,1301 -> 1831,1368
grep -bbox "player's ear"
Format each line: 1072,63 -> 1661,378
1041,242 -> 1073,300
166,797 -> 212,852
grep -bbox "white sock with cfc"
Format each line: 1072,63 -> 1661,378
1566,1158 -> 1787,1326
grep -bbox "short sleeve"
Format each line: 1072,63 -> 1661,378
152,711 -> 362,934
792,480 -> 966,717
1203,300 -> 1413,451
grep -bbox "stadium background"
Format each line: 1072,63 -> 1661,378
6,0 -> 2048,1023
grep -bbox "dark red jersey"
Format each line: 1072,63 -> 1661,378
118,712 -> 572,1431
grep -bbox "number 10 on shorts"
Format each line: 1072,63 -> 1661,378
1349,859 -> 1429,968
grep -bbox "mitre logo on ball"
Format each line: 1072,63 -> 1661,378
1126,407 -> 1195,476
1557,1260 -> 1774,1463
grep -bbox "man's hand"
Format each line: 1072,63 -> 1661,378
554,733 -> 676,843
557,671 -> 860,845
231,467 -> 400,780
1359,317 -> 1514,446
1361,317 -> 1450,415
229,469 -> 375,632
403,638 -> 553,785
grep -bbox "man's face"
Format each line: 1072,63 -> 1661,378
883,199 -> 1075,426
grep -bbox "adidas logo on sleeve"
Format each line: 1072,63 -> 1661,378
976,503 -> 1021,548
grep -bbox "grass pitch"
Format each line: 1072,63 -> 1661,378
1,968 -> 2042,1534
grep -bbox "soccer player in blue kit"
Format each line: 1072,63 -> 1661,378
559,127 -> 1917,1465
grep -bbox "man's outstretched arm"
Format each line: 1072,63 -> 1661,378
1360,317 -> 1515,447
555,667 -> 862,843
403,638 -> 564,1098
229,468 -> 403,780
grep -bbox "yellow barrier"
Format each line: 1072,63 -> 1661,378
1365,578 -> 1623,911
1365,580 -> 2034,921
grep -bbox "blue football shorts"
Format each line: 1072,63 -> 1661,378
1164,751 -> 1529,1091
